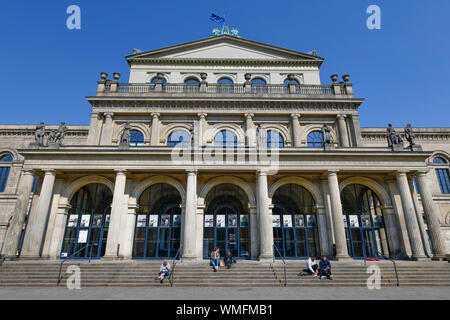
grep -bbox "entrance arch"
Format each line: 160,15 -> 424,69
272,184 -> 320,258
341,184 -> 390,258
133,183 -> 182,259
203,184 -> 251,259
61,183 -> 113,259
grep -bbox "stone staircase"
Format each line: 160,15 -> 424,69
0,260 -> 448,287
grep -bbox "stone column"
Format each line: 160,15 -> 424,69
327,171 -> 350,260
183,170 -> 198,260
21,170 -> 56,258
87,112 -> 102,145
245,113 -> 256,147
396,172 -> 427,260
249,206 -> 259,259
1,170 -> 35,258
408,178 -> 432,257
291,114 -> 302,147
120,196 -> 136,260
316,205 -> 331,257
104,170 -> 127,259
349,114 -> 362,147
416,171 -> 447,259
150,113 -> 160,146
320,178 -> 335,255
336,114 -> 350,147
257,171 -> 273,261
100,112 -> 114,145
198,113 -> 208,146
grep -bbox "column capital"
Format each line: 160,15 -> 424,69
198,113 -> 207,119
416,169 -> 430,177
114,169 -> 127,175
151,112 -> 160,119
291,113 -> 301,119
337,114 -> 347,120
22,169 -> 35,176
245,113 -> 254,119
327,170 -> 340,176
186,169 -> 198,176
43,169 -> 56,175
396,170 -> 409,177
256,170 -> 268,177
104,112 -> 114,119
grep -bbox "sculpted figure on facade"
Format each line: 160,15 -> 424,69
35,122 -> 46,147
120,122 -> 132,146
322,124 -> 333,145
387,124 -> 403,150
48,122 -> 68,146
405,123 -> 421,150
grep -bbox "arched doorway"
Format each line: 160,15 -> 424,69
133,183 -> 182,259
272,184 -> 319,259
341,184 -> 390,258
203,184 -> 250,259
61,183 -> 113,259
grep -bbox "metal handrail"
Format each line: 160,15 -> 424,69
169,246 -> 183,287
272,245 -> 287,287
56,244 -> 89,286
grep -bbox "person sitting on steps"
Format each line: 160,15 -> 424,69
224,250 -> 236,269
319,255 -> 333,280
210,247 -> 220,272
299,255 -> 318,276
155,260 -> 170,284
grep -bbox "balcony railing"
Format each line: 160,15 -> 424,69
99,82 -> 350,97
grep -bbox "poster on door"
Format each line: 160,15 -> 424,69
272,215 -> 281,227
137,215 -> 146,227
204,215 -> 214,227
216,215 -> 226,228
349,215 -> 359,227
228,215 -> 238,227
295,215 -> 304,227
149,215 -> 158,227
306,215 -> 317,227
80,215 -> 90,227
283,215 -> 293,227
78,229 -> 88,243
68,215 -> 78,227
240,215 -> 249,227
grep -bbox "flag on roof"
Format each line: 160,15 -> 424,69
210,14 -> 225,23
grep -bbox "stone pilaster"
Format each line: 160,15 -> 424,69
104,170 -> 127,259
87,112 -> 102,145
336,114 -> 350,147
416,171 -> 447,259
291,114 -> 301,147
2,170 -> 35,259
327,171 -> 350,260
198,113 -> 208,147
150,113 -> 160,146
183,170 -> 198,260
349,114 -> 362,147
21,170 -> 56,258
396,171 -> 428,260
249,206 -> 259,259
316,205 -> 331,257
257,170 -> 273,261
100,112 -> 114,145
245,113 -> 256,147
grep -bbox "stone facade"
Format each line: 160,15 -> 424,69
0,35 -> 449,261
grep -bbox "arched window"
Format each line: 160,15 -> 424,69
307,131 -> 324,147
433,157 -> 450,194
168,130 -> 191,147
284,78 -> 300,85
341,184 -> 389,258
184,77 -> 200,93
433,157 -> 448,164
267,130 -> 284,148
184,77 -> 200,84
129,130 -> 144,146
0,153 -> 13,193
251,78 -> 268,94
61,184 -> 113,259
218,77 -> 233,84
150,77 -> 167,84
214,130 -> 238,147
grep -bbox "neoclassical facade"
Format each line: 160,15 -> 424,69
0,35 -> 449,262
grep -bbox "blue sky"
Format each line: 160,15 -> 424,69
0,0 -> 449,127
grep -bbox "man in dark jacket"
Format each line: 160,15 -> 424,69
224,250 -> 235,269
319,255 -> 333,280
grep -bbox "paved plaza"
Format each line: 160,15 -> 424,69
0,286 -> 448,300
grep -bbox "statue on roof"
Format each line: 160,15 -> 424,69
35,122 -> 46,147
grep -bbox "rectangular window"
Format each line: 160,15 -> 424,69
0,167 -> 10,192
436,169 -> 450,194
